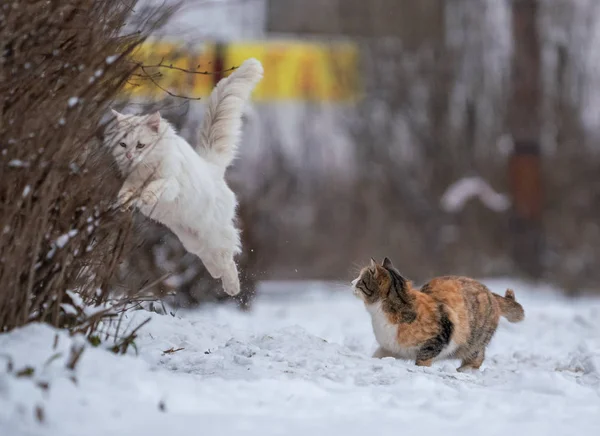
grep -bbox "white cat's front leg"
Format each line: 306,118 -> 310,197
140,178 -> 179,206
157,177 -> 180,202
116,183 -> 138,210
139,187 -> 159,207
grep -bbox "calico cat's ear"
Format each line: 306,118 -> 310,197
388,267 -> 407,286
382,257 -> 393,269
369,258 -> 377,269
382,257 -> 408,285
147,111 -> 161,133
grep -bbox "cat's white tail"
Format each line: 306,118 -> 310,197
197,58 -> 263,171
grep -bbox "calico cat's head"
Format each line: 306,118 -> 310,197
351,257 -> 408,304
106,109 -> 164,171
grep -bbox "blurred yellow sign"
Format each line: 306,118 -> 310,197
125,40 -> 360,103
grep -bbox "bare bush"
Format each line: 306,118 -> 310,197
0,0 -> 170,333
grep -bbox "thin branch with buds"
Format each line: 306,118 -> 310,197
130,57 -> 239,100
134,57 -> 239,75
139,64 -> 204,100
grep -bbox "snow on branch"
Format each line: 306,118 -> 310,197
440,177 -> 511,213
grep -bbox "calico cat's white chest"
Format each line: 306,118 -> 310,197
365,301 -> 460,362
366,301 -> 418,359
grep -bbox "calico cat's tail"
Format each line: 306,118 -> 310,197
198,58 -> 263,172
493,289 -> 525,323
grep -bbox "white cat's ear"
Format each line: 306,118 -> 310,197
111,109 -> 125,122
146,111 -> 161,133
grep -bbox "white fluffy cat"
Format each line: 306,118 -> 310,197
107,58 -> 264,296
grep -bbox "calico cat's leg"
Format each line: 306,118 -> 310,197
415,350 -> 438,367
457,349 -> 485,372
456,304 -> 497,372
415,305 -> 453,367
415,358 -> 433,367
372,347 -> 396,359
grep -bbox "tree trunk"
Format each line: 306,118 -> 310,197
508,0 -> 544,279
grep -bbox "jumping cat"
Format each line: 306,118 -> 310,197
352,257 -> 525,372
107,58 -> 264,296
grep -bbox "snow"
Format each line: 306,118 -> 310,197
55,230 -> 77,249
440,176 -> 511,213
67,97 -> 79,108
8,159 -> 29,168
46,230 -> 79,259
1,279 -> 600,436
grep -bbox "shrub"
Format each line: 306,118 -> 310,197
0,0 -> 169,333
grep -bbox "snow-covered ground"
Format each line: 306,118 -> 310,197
1,279 -> 600,436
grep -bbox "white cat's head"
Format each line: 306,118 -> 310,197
107,109 -> 164,171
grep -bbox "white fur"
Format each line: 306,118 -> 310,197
198,58 -> 264,173
366,301 -> 419,359
436,340 -> 460,360
107,58 -> 263,296
363,300 -> 459,362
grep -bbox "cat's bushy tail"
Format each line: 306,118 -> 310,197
198,58 -> 263,172
493,289 -> 525,323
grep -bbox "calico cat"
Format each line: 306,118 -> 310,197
352,257 -> 524,372
107,58 -> 263,296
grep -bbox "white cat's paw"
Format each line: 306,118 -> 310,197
116,189 -> 136,211
139,190 -> 158,207
222,275 -> 241,296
